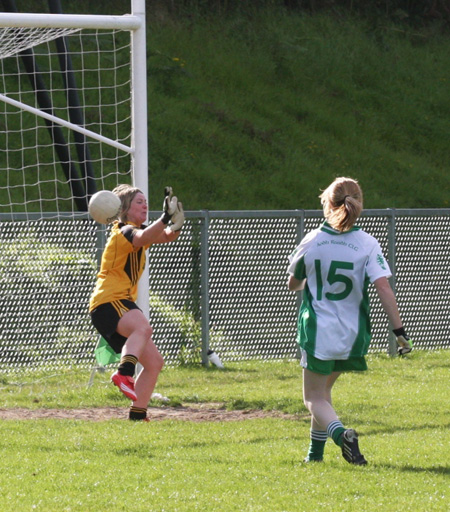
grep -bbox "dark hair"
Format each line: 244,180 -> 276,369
319,177 -> 363,232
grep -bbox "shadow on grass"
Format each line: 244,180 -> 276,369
174,432 -> 306,451
113,445 -> 156,458
363,422 -> 450,436
166,365 -> 261,374
375,463 -> 450,476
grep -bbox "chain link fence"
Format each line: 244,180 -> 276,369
1,209 -> 449,373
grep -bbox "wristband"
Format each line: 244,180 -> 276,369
160,211 -> 171,225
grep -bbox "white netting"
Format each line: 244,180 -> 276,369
0,27 -> 132,219
0,18 -> 135,373
0,26 -> 80,59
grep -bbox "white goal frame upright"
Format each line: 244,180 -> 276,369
0,0 -> 150,318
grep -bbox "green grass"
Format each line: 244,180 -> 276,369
144,9 -> 450,211
1,351 -> 449,511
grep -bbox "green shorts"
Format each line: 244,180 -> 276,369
300,349 -> 368,375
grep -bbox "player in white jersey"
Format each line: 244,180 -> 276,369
288,177 -> 413,465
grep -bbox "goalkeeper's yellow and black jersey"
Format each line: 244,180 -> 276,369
89,221 -> 150,312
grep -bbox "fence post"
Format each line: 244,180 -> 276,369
294,211 -> 305,359
200,210 -> 210,366
387,209 -> 397,356
95,222 -> 107,268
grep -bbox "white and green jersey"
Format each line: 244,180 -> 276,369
288,221 -> 391,360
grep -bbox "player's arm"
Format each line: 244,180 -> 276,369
374,276 -> 413,355
132,186 -> 184,248
373,276 -> 402,329
132,218 -> 177,248
288,274 -> 306,292
151,226 -> 181,244
287,250 -> 307,292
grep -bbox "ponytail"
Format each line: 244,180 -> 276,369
319,177 -> 363,232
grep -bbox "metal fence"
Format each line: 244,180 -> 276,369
0,209 -> 449,373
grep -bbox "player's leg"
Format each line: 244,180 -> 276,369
327,376 -> 367,464
305,370 -> 342,461
303,368 -> 340,429
332,359 -> 368,465
325,371 -> 341,402
310,370 -> 341,430
132,339 -> 164,412
110,308 -> 153,402
304,368 -> 366,464
117,308 -> 153,359
116,309 -> 164,419
303,368 -> 339,462
302,353 -> 367,464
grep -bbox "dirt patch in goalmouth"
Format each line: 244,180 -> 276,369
0,404 -> 302,422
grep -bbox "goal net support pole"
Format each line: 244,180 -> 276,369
130,0 -> 150,322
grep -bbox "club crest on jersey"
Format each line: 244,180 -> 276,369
376,254 -> 386,270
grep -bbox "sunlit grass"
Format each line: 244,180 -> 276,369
1,352 -> 449,511
145,9 -> 450,211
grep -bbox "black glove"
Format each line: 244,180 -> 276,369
161,186 -> 178,225
393,327 -> 413,356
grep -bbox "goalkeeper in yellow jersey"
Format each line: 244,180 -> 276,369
89,185 -> 184,421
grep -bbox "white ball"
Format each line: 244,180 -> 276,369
88,190 -> 121,224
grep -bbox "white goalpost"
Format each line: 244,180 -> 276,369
0,0 -> 149,371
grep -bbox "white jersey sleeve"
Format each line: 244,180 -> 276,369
365,239 -> 392,282
287,229 -> 318,278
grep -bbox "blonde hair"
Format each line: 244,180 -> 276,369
319,177 -> 363,232
112,184 -> 142,223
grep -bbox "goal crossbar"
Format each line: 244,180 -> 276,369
0,12 -> 141,31
0,7 -> 145,155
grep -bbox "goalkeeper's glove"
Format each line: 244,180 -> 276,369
161,186 -> 178,225
393,327 -> 413,356
170,201 -> 184,232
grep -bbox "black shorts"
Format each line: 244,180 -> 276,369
90,299 -> 142,353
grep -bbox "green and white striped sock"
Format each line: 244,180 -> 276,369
327,420 -> 346,447
306,429 -> 328,461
